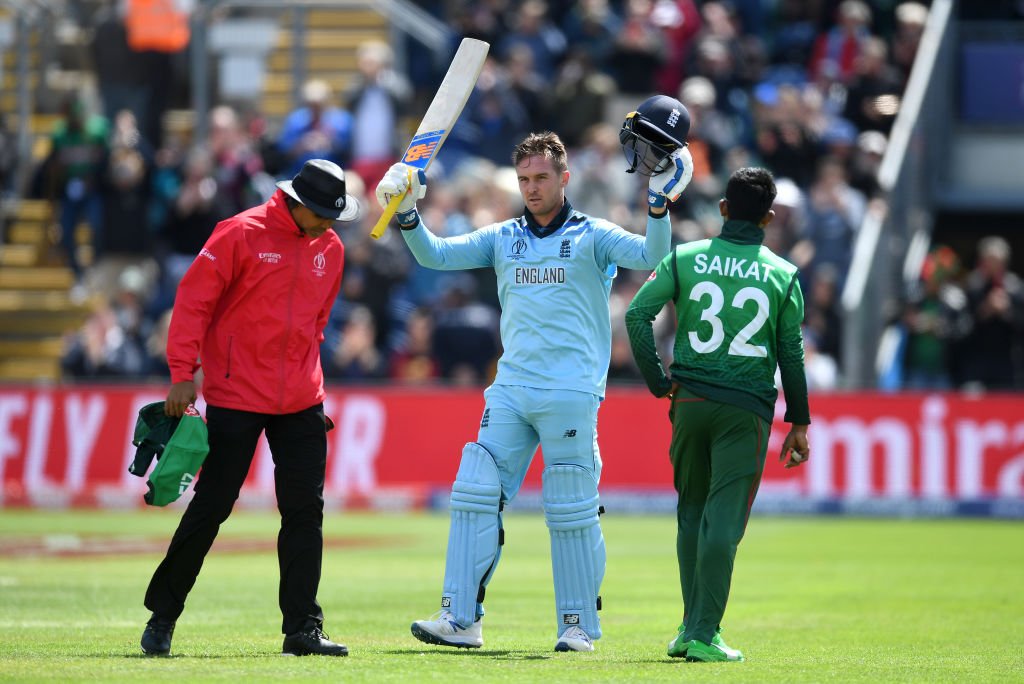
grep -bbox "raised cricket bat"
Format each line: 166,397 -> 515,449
370,37 -> 490,239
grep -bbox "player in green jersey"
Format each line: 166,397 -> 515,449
624,167 -> 811,663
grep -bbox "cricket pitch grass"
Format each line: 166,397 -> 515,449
0,509 -> 1020,682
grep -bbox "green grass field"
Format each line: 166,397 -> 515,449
0,509 -> 1021,682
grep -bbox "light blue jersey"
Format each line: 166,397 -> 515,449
402,201 -> 671,397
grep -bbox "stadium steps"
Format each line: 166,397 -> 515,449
260,7 -> 388,118
0,356 -> 62,382
0,267 -> 75,290
0,200 -> 88,382
0,10 -> 41,122
0,244 -> 42,267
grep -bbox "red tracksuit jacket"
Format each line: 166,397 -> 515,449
167,190 -> 344,414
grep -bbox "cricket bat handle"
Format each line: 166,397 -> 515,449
370,167 -> 415,240
370,192 -> 404,239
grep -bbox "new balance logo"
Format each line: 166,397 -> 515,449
559,239 -> 571,258
563,429 -> 577,438
441,597 -> 451,608
563,614 -> 580,625
480,408 -> 490,429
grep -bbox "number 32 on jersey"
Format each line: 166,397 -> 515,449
687,281 -> 769,358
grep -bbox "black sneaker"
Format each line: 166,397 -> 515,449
141,615 -> 175,656
282,627 -> 349,656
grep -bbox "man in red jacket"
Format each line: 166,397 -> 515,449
140,159 -> 359,657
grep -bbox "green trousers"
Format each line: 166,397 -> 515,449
670,387 -> 769,644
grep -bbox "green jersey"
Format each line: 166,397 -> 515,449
625,219 -> 810,424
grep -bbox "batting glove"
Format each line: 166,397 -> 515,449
375,163 -> 427,226
647,147 -> 694,209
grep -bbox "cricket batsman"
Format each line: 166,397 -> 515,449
374,96 -> 693,652
624,166 -> 811,662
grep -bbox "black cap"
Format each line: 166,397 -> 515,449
276,159 -> 360,221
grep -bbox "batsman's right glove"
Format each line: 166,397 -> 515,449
376,163 -> 427,227
647,147 -> 693,209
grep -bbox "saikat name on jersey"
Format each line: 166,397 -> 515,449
515,266 -> 566,284
693,253 -> 777,282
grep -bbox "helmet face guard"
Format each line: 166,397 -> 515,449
619,111 -> 679,176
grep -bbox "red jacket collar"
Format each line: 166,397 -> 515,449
266,190 -> 303,236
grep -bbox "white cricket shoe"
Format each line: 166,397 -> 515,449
410,611 -> 483,648
554,625 -> 594,652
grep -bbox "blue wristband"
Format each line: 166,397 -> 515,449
647,189 -> 667,209
396,207 -> 420,229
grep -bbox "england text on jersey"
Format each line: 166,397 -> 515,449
514,267 -> 567,284
693,253 -> 776,282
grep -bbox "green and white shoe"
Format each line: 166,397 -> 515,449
667,622 -> 688,658
684,636 -> 745,662
667,624 -> 743,661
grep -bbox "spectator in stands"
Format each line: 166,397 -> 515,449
323,305 -> 388,381
462,58 -> 532,166
277,79 -> 352,178
47,97 -> 109,282
450,1 -> 509,48
803,263 -> 843,363
431,273 -> 501,385
61,267 -> 151,377
753,85 -> 818,187
902,246 -> 970,390
91,3 -> 148,127
506,44 -> 549,134
389,306 -> 440,384
144,309 -> 173,378
769,0 -> 819,67
103,109 -> 154,254
207,105 -> 269,216
794,156 -> 866,287
345,40 -> 412,186
842,36 -> 903,134
548,51 -> 615,148
569,123 -> 637,221
802,328 -> 839,391
809,0 -> 873,85
960,236 -> 1024,389
153,147 -> 233,309
335,227 -> 411,352
891,2 -> 929,84
677,75 -> 735,203
847,130 -> 886,198
609,0 -> 667,95
561,0 -> 621,71
651,0 -> 702,96
761,176 -> 806,259
497,0 -> 568,79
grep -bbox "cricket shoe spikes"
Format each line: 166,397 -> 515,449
410,610 -> 483,648
554,625 -> 594,652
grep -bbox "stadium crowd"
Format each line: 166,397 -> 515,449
24,0 -> 1024,390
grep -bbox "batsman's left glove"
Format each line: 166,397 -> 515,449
376,163 -> 427,226
647,147 -> 693,209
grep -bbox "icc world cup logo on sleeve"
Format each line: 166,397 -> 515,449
312,252 -> 327,277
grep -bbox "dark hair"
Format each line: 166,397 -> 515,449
512,132 -> 568,173
725,167 -> 777,222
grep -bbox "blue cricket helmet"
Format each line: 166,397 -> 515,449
620,94 -> 691,176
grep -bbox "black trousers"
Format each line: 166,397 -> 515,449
144,403 -> 329,635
